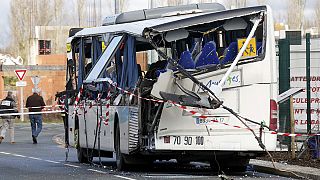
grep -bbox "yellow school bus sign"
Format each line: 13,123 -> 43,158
237,37 -> 257,58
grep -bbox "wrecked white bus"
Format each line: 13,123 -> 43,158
63,3 -> 278,171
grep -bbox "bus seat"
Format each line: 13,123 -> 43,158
156,69 -> 167,77
178,51 -> 195,69
221,42 -> 238,65
221,41 -> 262,65
145,60 -> 168,79
195,41 -> 219,68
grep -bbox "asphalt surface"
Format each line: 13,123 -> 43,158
0,123 -> 293,180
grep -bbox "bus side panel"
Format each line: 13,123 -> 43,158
78,106 -> 96,149
77,105 -> 115,151
68,106 -> 76,147
69,104 -> 138,154
115,106 -> 139,155
99,106 -> 116,152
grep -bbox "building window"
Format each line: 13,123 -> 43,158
39,40 -> 51,55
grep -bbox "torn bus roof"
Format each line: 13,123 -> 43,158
102,3 -> 225,26
74,6 -> 266,38
74,13 -> 205,37
146,6 -> 267,33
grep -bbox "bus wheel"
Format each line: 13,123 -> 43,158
115,124 -> 127,170
210,158 -> 249,172
176,158 -> 190,165
77,147 -> 92,163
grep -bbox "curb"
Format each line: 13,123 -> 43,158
52,133 -> 65,146
251,160 -> 320,180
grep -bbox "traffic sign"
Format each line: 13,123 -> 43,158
16,81 -> 27,87
31,76 -> 40,85
15,69 -> 27,81
237,37 -> 257,58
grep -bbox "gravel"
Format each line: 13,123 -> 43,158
257,151 -> 320,169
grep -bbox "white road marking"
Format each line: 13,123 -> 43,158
143,175 -> 210,179
114,175 -> 137,180
44,160 -> 61,164
27,156 -> 43,161
12,154 -> 27,158
0,151 -> 63,166
87,169 -> 107,174
64,163 -> 81,168
0,152 -> 11,155
1,151 -> 139,179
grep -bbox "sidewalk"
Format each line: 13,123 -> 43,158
250,159 -> 320,180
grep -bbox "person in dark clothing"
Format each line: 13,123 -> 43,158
26,88 -> 46,144
0,91 -> 18,144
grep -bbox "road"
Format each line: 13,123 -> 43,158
0,123 -> 293,180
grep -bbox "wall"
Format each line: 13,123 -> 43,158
136,52 -> 148,71
37,54 -> 66,65
0,55 -> 66,111
29,26 -> 71,65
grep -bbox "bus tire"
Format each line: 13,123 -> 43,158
77,147 -> 92,163
210,157 -> 249,172
115,124 -> 127,170
76,124 -> 92,164
176,158 -> 190,165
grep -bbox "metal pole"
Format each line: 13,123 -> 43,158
306,33 -> 311,134
20,86 -> 24,122
290,96 -> 295,159
278,38 -> 291,144
218,15 -> 262,89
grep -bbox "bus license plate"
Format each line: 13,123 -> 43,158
171,136 -> 204,146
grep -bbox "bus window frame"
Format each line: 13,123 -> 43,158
84,35 -> 125,83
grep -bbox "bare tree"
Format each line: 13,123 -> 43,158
54,0 -> 64,24
315,1 -> 320,29
225,0 -> 247,9
198,0 -> 215,3
120,0 -> 128,13
256,0 -> 265,5
76,0 -> 87,27
9,0 -> 31,62
36,0 -> 54,26
287,0 -> 305,30
9,0 -> 58,62
167,0 -> 185,6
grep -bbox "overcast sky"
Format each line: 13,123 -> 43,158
0,0 -> 11,49
0,0 -> 317,49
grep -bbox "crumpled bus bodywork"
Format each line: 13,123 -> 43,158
64,4 -> 278,170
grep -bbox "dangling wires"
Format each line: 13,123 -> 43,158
145,34 -> 307,179
221,105 -> 307,179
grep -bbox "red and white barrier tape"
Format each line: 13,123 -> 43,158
0,104 -> 64,112
74,79 -> 320,137
104,88 -> 111,126
0,110 -> 64,117
75,85 -> 83,106
73,85 -> 84,116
